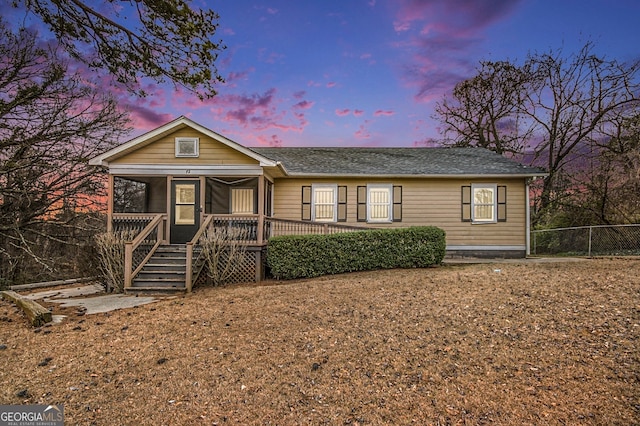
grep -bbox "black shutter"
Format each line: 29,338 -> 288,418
461,186 -> 472,222
301,186 -> 311,221
337,186 -> 347,222
392,186 -> 402,222
357,186 -> 366,222
497,185 -> 507,222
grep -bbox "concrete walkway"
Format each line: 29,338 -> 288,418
24,284 -> 161,315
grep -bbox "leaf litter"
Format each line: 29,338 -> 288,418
0,258 -> 638,425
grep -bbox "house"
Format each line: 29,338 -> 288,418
89,116 -> 545,292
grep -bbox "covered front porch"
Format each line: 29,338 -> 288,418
111,212 -> 364,293
107,174 -> 364,292
107,173 -> 274,243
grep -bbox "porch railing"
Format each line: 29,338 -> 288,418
211,214 -> 265,244
123,214 -> 167,289
208,215 -> 368,242
265,217 -> 368,239
111,213 -> 159,234
185,215 -> 215,292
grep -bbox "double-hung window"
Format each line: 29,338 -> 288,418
301,185 -> 347,222
313,184 -> 337,222
367,184 -> 393,223
462,184 -> 506,223
357,185 -> 402,223
473,184 -> 496,222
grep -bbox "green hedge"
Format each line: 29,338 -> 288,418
266,226 -> 446,280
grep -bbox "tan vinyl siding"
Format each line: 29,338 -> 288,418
111,129 -> 258,165
271,177 -> 527,247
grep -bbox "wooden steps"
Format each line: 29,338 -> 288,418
127,245 -> 201,294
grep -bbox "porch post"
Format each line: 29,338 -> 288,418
525,180 -> 531,256
107,174 -> 114,232
166,175 -> 172,243
199,176 -> 206,224
124,241 -> 133,289
257,175 -> 265,244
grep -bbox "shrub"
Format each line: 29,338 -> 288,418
200,226 -> 250,286
266,226 -> 446,280
95,230 -> 137,293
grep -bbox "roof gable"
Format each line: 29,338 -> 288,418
89,116 -> 277,167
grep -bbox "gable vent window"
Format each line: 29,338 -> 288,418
175,137 -> 199,157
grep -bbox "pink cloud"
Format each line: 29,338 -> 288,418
227,70 -> 252,83
257,134 -> 283,147
395,0 -> 518,36
326,82 -> 337,88
258,48 -> 284,64
220,88 -> 278,126
335,109 -> 365,117
202,88 -> 311,134
355,121 -> 371,139
126,104 -> 174,130
85,72 -> 175,131
292,111 -> 309,128
393,21 -> 411,32
393,0 -> 521,102
294,100 -> 314,110
374,110 -> 395,117
293,91 -> 306,99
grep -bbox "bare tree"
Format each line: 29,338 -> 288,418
0,22 -> 130,283
576,114 -> 640,224
95,230 -> 138,292
524,43 -> 640,217
9,0 -> 226,99
435,61 -> 535,155
434,43 -> 640,225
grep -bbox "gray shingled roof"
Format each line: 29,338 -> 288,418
252,147 -> 545,177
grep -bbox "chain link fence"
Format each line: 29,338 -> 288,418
531,224 -> 640,256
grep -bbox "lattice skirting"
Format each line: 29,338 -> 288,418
196,246 -> 265,286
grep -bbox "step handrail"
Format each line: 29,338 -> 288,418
124,214 -> 166,289
185,215 -> 215,292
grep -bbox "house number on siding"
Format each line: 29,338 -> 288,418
185,169 -> 191,174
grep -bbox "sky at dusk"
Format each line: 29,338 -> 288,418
6,0 -> 640,148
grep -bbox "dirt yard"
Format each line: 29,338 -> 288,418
1,258 -> 638,425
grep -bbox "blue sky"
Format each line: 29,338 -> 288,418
6,0 -> 640,147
